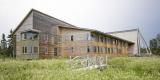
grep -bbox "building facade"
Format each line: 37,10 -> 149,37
13,9 -> 134,59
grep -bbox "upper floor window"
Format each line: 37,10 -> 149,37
44,34 -> 48,43
21,32 -> 38,40
87,33 -> 91,40
100,37 -> 103,42
71,35 -> 74,41
91,34 -> 96,41
92,46 -> 97,52
16,35 -> 21,41
107,38 -> 111,44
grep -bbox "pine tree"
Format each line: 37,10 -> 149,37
7,29 -> 14,57
0,33 -> 7,58
150,33 -> 160,55
1,34 -> 7,49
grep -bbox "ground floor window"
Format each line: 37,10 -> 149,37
22,46 -> 27,54
54,48 -> 58,56
87,46 -> 90,53
108,48 -> 111,53
22,46 -> 38,54
27,46 -> 32,54
45,47 -> 48,54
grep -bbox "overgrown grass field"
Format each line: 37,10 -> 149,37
0,57 -> 160,80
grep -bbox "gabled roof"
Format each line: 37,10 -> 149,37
107,29 -> 138,34
32,9 -> 78,28
12,9 -> 78,35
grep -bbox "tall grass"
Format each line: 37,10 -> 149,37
0,57 -> 160,80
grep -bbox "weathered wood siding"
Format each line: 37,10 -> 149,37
32,11 -> 77,58
15,12 -> 33,57
59,27 -> 91,57
59,27 -> 129,57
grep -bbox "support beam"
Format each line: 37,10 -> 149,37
139,31 -> 152,55
137,29 -> 141,55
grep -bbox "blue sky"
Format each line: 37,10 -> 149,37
0,0 -> 160,44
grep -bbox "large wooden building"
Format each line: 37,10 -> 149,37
13,9 -> 135,59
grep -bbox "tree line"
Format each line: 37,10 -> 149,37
150,33 -> 160,55
0,29 -> 15,58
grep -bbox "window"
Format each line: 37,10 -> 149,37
112,39 -> 115,45
45,47 -> 48,54
23,33 -> 32,40
108,38 -> 111,44
21,33 -> 38,40
103,47 -> 105,53
27,46 -> 32,54
111,48 -> 113,53
22,46 -> 34,54
113,48 -> 116,53
96,36 -> 99,42
21,33 -> 27,40
101,47 -> 103,53
91,34 -> 95,41
108,48 -> 110,54
105,38 -> 107,44
44,35 -> 48,42
110,48 -> 113,53
105,47 -> 108,53
25,47 -> 27,53
71,47 -> 74,53
27,33 -> 33,40
52,37 -> 54,44
71,35 -> 74,41
100,37 -> 103,42
22,47 -> 25,53
87,46 -> 90,53
72,47 -> 73,53
94,46 -> 96,52
87,33 -> 91,40
97,46 -> 100,53
21,34 -> 24,40
22,46 -> 27,54
33,34 -> 38,40
54,48 -> 58,56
